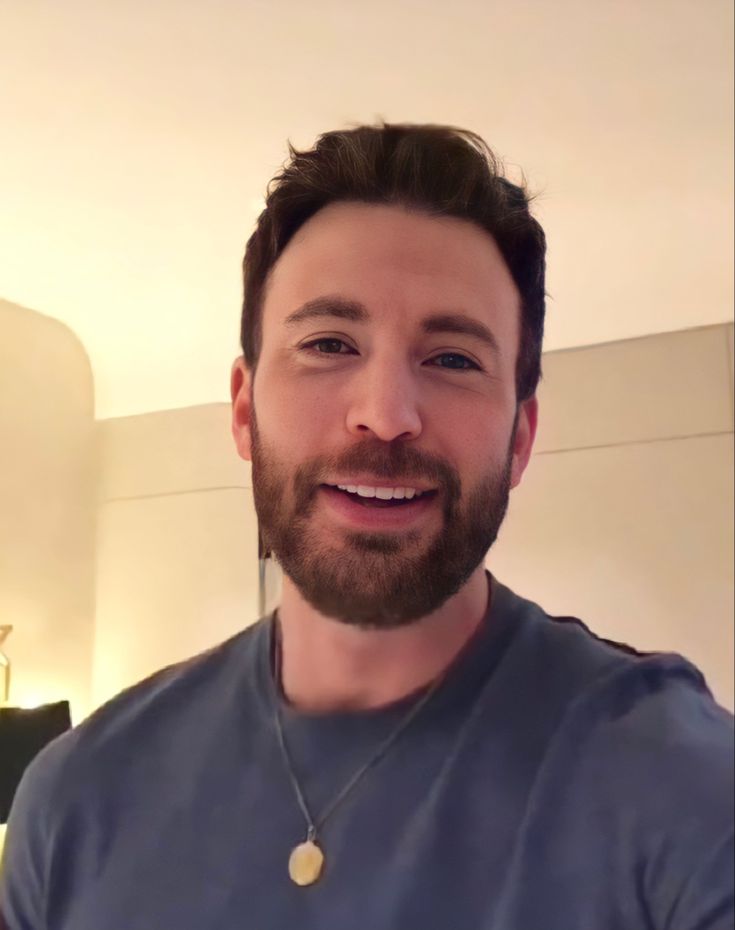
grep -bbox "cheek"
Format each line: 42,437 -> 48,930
443,419 -> 514,481
255,371 -> 340,454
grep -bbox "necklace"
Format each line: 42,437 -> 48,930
270,613 -> 449,887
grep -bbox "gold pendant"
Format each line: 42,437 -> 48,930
288,838 -> 325,886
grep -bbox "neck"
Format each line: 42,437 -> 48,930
273,566 -> 490,713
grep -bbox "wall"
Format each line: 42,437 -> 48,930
3,1 -> 733,422
92,405 -> 257,708
0,299 -> 95,721
491,323 -> 734,709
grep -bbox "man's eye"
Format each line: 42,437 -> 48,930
301,338 -> 354,355
428,353 -> 481,371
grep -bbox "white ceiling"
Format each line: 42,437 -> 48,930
1,0 -> 732,419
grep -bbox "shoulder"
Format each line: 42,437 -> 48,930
494,577 -> 720,707
563,657 -> 733,925
554,644 -> 734,813
496,581 -> 733,925
64,618 -> 264,760
63,618 -> 267,783
495,579 -> 733,785
0,619 -> 268,915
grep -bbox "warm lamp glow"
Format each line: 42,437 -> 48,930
12,692 -> 51,711
8,684 -> 79,716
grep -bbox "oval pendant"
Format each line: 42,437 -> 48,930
288,839 -> 325,886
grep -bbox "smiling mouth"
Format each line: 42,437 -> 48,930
320,484 -> 439,508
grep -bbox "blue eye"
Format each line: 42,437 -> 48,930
429,353 -> 480,371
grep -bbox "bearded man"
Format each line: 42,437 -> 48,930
1,122 -> 732,930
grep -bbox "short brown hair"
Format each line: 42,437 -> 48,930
240,121 -> 546,401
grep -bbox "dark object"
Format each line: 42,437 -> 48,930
0,701 -> 72,823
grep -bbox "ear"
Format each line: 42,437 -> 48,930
230,356 -> 253,462
510,395 -> 538,489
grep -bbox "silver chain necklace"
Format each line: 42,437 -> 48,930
271,613 -> 448,886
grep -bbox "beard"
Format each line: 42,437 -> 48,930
250,406 -> 516,629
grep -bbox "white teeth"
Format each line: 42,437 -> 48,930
334,484 -> 426,500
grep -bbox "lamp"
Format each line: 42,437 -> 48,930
0,625 -> 11,705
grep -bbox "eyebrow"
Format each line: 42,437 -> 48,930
421,314 -> 500,357
284,297 -> 501,356
284,297 -> 367,327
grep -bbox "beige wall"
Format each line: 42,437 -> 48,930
92,406 -> 258,709
491,324 -> 734,709
3,1 -> 733,421
0,299 -> 95,721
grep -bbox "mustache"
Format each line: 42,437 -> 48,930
293,439 -> 461,508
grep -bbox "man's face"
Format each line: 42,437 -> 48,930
232,202 -> 537,627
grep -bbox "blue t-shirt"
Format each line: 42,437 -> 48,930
1,575 -> 733,929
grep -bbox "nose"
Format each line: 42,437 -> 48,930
344,356 -> 423,442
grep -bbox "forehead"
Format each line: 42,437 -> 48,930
262,201 -> 520,339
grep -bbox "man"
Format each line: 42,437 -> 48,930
1,122 -> 732,929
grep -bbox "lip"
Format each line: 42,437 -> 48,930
323,478 -> 438,493
318,485 -> 439,531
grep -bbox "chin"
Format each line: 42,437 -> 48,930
281,548 -> 476,630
